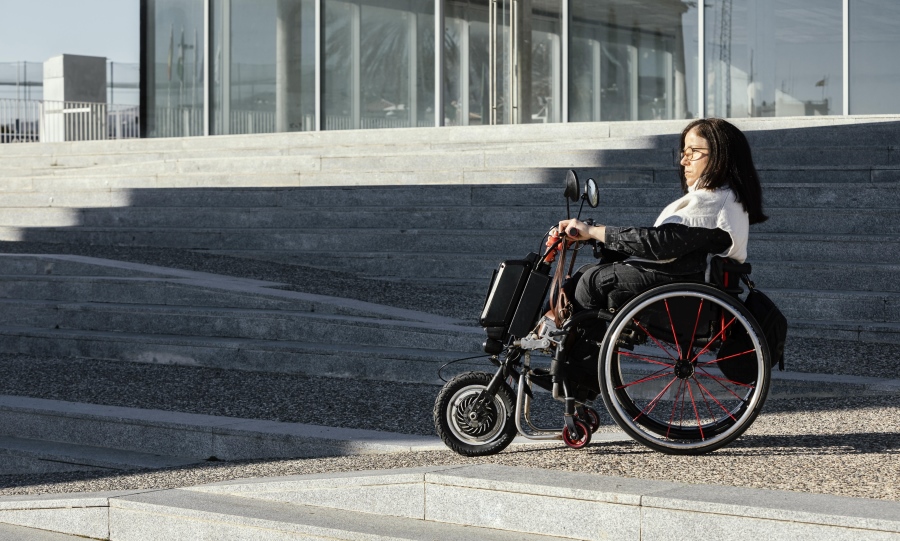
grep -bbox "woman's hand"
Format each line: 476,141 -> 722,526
558,219 -> 606,243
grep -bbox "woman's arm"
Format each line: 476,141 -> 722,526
557,219 -> 731,261
605,223 -> 731,260
557,218 -> 607,243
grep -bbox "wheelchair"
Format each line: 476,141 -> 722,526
434,173 -> 772,456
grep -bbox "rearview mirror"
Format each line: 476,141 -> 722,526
564,169 -> 580,202
585,178 -> 599,208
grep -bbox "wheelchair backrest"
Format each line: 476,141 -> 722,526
708,256 -> 752,296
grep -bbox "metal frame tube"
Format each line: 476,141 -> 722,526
561,0 -> 569,123
698,0 -> 705,118
434,0 -> 444,127
843,0 -> 849,115
489,0 -> 496,124
203,0 -> 210,135
315,0 -> 322,130
514,373 -> 564,440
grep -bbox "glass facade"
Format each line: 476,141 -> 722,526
705,0 -> 841,118
850,0 -> 900,114
444,0 -> 561,126
210,0 -> 315,135
569,0 -> 696,122
140,0 -> 900,137
144,0 -> 205,137
324,0 -> 434,130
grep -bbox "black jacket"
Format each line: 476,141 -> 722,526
602,223 -> 732,275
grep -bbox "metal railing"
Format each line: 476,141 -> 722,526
0,98 -> 139,143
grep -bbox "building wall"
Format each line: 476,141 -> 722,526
140,0 -> 900,138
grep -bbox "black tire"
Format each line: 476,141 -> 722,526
434,371 -> 517,457
599,283 -> 771,455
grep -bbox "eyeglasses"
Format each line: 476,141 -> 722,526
679,147 -> 709,162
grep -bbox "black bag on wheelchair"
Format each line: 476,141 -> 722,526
743,287 -> 787,371
716,281 -> 787,385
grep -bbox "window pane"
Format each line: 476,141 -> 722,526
444,1 -> 490,126
211,0 -> 315,136
528,2 -> 561,124
324,0 -> 434,131
445,0 -> 561,126
850,0 -> 900,114
145,0 -> 205,137
569,0 -> 696,122
706,0 -> 841,118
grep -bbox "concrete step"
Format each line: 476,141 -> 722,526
1,119 -> 897,174
108,479 -> 586,541
768,288 -> 900,324
0,325 -> 483,383
235,250 -> 900,293
0,395 -> 443,466
9,155 -> 900,186
2,464 -> 898,541
1,183 -> 899,223
6,206 -> 891,236
0,435 -> 200,475
195,231 -> 900,265
0,300 -> 481,352
7,223 -> 900,267
0,268 -> 462,324
0,522 -> 93,540
2,115 -> 899,157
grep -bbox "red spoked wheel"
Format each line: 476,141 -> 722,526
562,420 -> 591,449
599,284 -> 771,455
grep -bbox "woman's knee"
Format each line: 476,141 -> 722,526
574,264 -> 617,310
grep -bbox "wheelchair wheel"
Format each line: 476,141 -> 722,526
599,283 -> 771,455
434,371 -> 517,457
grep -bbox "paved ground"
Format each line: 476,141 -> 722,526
0,243 -> 897,503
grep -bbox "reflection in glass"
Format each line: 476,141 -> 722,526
850,0 -> 900,114
445,0 -> 560,126
210,0 -> 315,135
569,0 -> 694,122
445,1 -> 492,125
528,3 -> 561,124
324,0 -> 434,130
705,0 -> 841,118
145,0 -> 205,137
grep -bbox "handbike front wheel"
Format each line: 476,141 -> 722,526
599,284 -> 771,455
434,371 -> 517,457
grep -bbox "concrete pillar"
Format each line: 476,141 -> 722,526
41,54 -> 107,142
43,54 -> 107,104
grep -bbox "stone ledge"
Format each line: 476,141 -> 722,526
1,465 -> 897,540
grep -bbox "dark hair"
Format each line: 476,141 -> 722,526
679,118 -> 768,224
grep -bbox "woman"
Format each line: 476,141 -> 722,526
556,117 -> 767,314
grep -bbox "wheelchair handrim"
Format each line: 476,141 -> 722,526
601,287 -> 770,451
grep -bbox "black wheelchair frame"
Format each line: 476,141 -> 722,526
433,174 -> 771,456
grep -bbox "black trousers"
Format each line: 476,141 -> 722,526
570,261 -> 700,312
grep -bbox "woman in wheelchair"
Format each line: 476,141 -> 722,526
542,117 -> 772,453
435,118 -> 775,456
556,117 -> 767,316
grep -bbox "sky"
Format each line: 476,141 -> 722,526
0,0 -> 140,64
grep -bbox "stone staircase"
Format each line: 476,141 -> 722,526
0,464 -> 897,541
0,394 -> 442,479
0,116 -> 898,371
0,254 -> 482,383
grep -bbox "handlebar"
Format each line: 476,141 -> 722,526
543,220 -> 597,264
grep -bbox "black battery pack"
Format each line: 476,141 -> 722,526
508,269 -> 552,338
480,253 -> 551,342
480,258 -> 532,329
